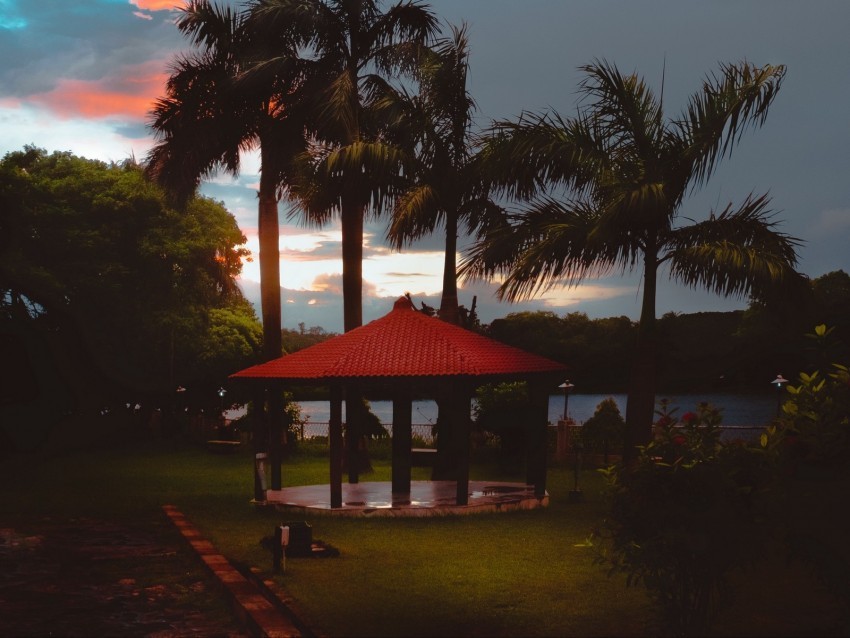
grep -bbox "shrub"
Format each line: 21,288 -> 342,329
592,400 -> 770,635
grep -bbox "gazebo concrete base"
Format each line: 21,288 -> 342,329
258,480 -> 549,517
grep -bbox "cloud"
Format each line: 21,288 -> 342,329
311,273 -> 343,295
0,104 -> 154,163
129,0 -> 181,11
810,208 -> 850,238
23,60 -> 167,120
0,1 -> 27,29
132,11 -> 152,20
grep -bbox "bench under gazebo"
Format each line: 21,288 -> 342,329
229,296 -> 567,516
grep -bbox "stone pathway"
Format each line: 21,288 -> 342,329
0,516 -> 250,637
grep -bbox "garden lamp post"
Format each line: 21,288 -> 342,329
559,380 -> 575,422
771,374 -> 789,418
217,386 -> 227,417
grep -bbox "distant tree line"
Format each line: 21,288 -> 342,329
485,269 -> 850,394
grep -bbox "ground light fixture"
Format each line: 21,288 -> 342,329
771,374 -> 789,418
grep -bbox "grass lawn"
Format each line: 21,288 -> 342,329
1,437 -> 845,637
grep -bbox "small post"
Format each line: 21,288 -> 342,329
273,525 -> 290,573
569,439 -> 583,503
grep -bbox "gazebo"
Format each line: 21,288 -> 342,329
230,296 -> 567,515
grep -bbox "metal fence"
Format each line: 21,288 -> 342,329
565,423 -> 767,443
295,422 -> 437,446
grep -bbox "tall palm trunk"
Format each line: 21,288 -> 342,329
258,150 -> 282,361
341,198 -> 366,480
433,207 -> 460,480
438,209 -> 459,324
256,145 -> 282,488
624,247 -> 658,462
340,200 -> 364,333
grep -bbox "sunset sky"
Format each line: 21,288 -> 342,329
2,0 -> 850,332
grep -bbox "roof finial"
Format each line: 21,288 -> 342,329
396,295 -> 415,310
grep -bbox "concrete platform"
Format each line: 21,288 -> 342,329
260,480 -> 549,517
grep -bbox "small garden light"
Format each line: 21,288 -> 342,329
771,374 -> 789,417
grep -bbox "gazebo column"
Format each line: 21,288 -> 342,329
329,385 -> 344,508
454,391 -> 472,506
345,383 -> 362,484
269,381 -> 284,490
526,382 -> 550,498
391,389 -> 412,500
251,384 -> 268,502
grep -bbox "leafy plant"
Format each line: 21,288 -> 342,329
762,325 -> 850,468
592,400 -> 769,635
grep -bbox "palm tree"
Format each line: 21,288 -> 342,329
383,23 -> 498,325
250,0 -> 438,333
379,23 -> 501,479
147,0 -> 309,491
147,0 -> 307,365
249,0 -> 436,481
462,60 -> 805,459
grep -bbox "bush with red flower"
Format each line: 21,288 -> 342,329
592,399 -> 771,635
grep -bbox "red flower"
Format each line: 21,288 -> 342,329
681,412 -> 697,423
673,434 -> 687,446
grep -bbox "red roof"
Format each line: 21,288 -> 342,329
230,296 -> 567,383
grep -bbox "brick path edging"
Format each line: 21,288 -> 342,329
162,504 -> 303,638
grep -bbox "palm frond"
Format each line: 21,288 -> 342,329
386,184 -> 439,248
460,198 -> 628,301
664,192 -> 804,298
178,0 -> 244,52
578,58 -> 665,164
677,61 -> 786,187
479,111 -> 603,201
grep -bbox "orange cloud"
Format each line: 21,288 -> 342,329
27,61 -> 168,121
129,0 -> 182,10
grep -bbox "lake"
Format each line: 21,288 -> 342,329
229,392 -> 778,431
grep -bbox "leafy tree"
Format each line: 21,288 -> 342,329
580,397 -> 625,462
0,148 -> 260,450
281,324 -> 337,353
463,60 -> 804,459
473,382 -> 530,474
486,311 -> 635,391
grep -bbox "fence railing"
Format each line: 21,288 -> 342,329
295,422 -> 766,446
295,422 -> 436,446
563,423 -> 766,443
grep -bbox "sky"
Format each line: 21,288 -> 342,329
2,0 -> 849,333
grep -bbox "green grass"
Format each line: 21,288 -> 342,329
1,439 -> 845,637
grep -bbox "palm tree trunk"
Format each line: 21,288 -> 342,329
257,151 -> 283,488
258,161 -> 282,361
341,198 -> 366,478
438,209 -> 459,324
340,200 -> 364,333
624,251 -> 658,462
433,208 -> 460,479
